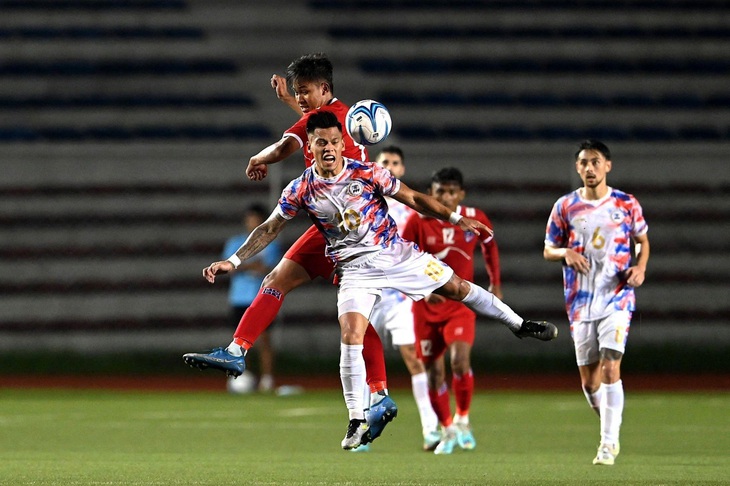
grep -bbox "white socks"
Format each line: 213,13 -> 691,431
226,341 -> 245,357
583,385 -> 604,416
453,413 -> 469,426
412,371 -> 439,432
600,380 -> 624,445
340,343 -> 366,421
461,281 -> 523,331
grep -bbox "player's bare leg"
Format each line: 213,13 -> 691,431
579,361 -> 603,416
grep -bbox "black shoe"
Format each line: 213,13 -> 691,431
513,320 -> 558,341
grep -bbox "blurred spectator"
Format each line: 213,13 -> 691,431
224,203 -> 282,392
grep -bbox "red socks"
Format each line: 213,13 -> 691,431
233,287 -> 284,346
452,369 -> 474,417
363,323 -> 387,390
429,382 -> 453,427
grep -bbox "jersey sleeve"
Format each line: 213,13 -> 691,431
276,177 -> 303,220
476,209 -> 501,287
283,117 -> 307,148
629,195 -> 649,237
372,162 -> 400,196
545,198 -> 568,248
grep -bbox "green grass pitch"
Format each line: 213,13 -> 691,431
0,388 -> 727,485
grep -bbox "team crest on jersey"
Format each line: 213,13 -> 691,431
347,181 -> 364,196
611,210 -> 625,223
464,231 -> 476,242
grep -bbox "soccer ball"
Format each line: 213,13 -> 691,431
226,370 -> 257,394
345,99 -> 392,146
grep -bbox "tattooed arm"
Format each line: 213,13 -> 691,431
203,212 -> 289,284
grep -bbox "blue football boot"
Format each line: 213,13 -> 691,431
360,395 -> 398,445
183,347 -> 245,377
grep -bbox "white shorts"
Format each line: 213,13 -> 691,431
571,311 -> 632,366
337,239 -> 454,321
369,288 -> 415,346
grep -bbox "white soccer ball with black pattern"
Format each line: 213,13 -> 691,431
345,99 -> 392,146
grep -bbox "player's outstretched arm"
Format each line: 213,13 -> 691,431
246,136 -> 300,181
393,182 -> 491,237
203,212 -> 288,283
271,74 -> 302,115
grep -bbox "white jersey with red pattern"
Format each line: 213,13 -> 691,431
276,157 -> 401,263
545,187 -> 648,323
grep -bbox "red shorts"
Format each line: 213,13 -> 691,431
413,304 -> 475,365
283,225 -> 335,281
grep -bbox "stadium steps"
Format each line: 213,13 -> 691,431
1,0 -> 729,345
2,174 -> 728,331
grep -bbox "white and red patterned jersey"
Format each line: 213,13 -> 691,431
283,98 -> 368,167
277,157 -> 401,263
545,187 -> 648,322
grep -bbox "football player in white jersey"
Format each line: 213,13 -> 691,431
355,146 -> 440,452
204,112 -> 558,450
544,140 -> 650,465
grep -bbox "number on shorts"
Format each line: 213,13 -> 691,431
420,340 -> 433,357
424,260 -> 445,281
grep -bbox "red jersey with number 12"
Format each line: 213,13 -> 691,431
402,205 -> 500,322
283,98 -> 368,167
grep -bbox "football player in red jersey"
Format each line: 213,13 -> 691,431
184,54 -> 391,422
402,167 -> 501,454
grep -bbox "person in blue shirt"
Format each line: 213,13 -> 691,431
223,203 -> 282,392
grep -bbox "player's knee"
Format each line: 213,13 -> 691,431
600,348 -> 623,362
451,358 -> 470,377
599,349 -> 623,382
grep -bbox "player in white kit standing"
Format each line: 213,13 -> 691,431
544,140 -> 650,465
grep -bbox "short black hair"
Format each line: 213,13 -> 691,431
286,53 -> 334,93
575,140 -> 611,160
431,167 -> 464,187
245,203 -> 268,220
306,111 -> 342,134
378,145 -> 404,162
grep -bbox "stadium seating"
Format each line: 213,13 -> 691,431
0,0 -> 728,356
